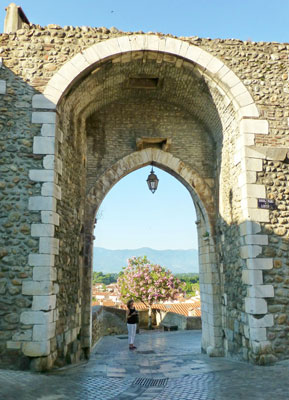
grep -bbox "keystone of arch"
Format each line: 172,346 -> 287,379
41,34 -> 260,120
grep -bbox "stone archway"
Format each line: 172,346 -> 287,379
22,34 -> 274,369
82,149 -> 221,355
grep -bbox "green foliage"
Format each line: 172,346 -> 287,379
92,271 -> 118,285
117,256 -> 186,306
175,273 -> 200,297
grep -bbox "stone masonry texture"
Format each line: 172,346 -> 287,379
0,20 -> 288,371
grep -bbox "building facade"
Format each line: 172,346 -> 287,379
0,4 -> 289,370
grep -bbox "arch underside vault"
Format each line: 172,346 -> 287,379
24,35 -> 274,369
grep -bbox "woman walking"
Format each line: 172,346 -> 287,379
126,299 -> 138,350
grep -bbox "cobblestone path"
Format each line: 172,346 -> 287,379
1,331 -> 289,399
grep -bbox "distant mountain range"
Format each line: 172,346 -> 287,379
93,247 -> 199,274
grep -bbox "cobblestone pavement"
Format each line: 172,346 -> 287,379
1,330 -> 289,399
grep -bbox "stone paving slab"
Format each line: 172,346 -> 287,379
1,331 -> 289,399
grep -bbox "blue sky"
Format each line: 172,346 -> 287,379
1,1 -> 288,42
1,1 -> 286,250
95,167 -> 198,250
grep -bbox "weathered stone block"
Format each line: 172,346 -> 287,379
249,314 -> 273,328
247,258 -> 273,270
32,112 -> 56,124
242,270 -> 263,285
29,169 -> 56,182
29,253 -> 55,267
41,123 -> 55,137
22,281 -> 56,296
244,235 -> 268,245
31,223 -> 55,237
33,136 -> 55,154
41,182 -> 61,200
20,311 -> 54,325
247,285 -> 274,298
238,171 -> 256,186
28,196 -> 56,212
43,155 -> 62,175
33,322 -> 56,341
240,119 -> 269,135
238,103 -> 259,118
247,208 -> 270,223
23,341 -> 50,357
241,184 -> 265,199
32,295 -> 56,311
241,158 -> 263,172
239,221 -> 261,236
32,94 -> 56,109
240,245 -> 262,259
33,267 -> 57,282
41,211 -> 60,226
0,80 -> 6,94
39,238 -> 59,255
245,297 -> 267,314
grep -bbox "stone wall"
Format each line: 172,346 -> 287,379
0,21 -> 288,370
91,306 -> 127,347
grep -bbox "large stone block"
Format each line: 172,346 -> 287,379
238,171 -> 256,186
240,119 -> 269,135
39,238 -> 59,255
33,267 -> 57,282
247,285 -> 274,298
31,223 -> 55,237
33,322 -> 56,341
247,208 -> 270,223
0,80 -> 6,94
241,158 -> 263,172
41,211 -> 60,226
249,314 -> 274,328
29,169 -> 56,182
32,111 -> 56,124
247,258 -> 273,270
29,253 -> 55,267
32,295 -> 56,311
43,155 -> 62,175
241,184 -> 266,199
240,245 -> 262,259
41,182 -> 61,200
23,340 -> 50,357
242,269 -> 263,285
245,297 -> 267,314
32,94 -> 56,109
33,136 -> 56,154
22,281 -> 56,296
239,221 -> 261,236
21,311 -> 54,325
244,234 -> 268,245
28,196 -> 56,212
41,123 -> 55,137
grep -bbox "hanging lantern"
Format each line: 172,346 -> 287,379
146,165 -> 159,194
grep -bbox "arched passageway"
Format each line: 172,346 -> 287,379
20,35 -> 274,370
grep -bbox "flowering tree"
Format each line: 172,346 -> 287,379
117,256 -> 186,328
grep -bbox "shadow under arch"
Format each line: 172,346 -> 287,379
82,149 -> 223,357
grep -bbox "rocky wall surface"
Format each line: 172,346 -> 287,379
0,60 -> 41,369
0,23 -> 288,369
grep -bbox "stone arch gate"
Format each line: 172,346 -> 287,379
2,32 -> 287,370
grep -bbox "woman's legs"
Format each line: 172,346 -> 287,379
127,323 -> 137,348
